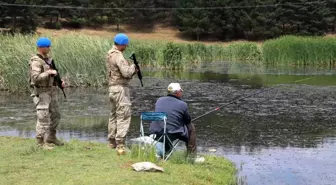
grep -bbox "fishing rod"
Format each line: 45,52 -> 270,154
191,77 -> 314,122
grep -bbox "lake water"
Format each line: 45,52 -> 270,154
1,61 -> 336,185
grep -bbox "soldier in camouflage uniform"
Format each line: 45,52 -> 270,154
28,37 -> 65,149
106,33 -> 138,155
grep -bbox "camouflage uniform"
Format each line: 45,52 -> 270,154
28,54 -> 62,147
106,45 -> 136,148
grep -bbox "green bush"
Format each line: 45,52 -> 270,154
61,18 -> 86,29
44,22 -> 62,30
227,42 -> 262,61
163,42 -> 183,69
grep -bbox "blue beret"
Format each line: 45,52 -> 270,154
114,33 -> 129,45
36,37 -> 51,47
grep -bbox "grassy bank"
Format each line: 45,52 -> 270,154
0,136 -> 237,185
0,33 -> 335,92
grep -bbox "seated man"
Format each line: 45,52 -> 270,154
150,83 -> 197,158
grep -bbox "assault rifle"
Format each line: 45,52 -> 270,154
129,53 -> 143,87
37,54 -> 66,98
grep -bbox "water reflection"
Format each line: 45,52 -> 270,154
142,61 -> 336,86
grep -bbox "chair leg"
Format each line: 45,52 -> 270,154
162,136 -> 166,161
152,135 -> 164,159
164,140 -> 180,161
162,136 -> 179,161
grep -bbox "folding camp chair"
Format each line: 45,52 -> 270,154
140,112 -> 180,161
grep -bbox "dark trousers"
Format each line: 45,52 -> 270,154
154,124 -> 197,155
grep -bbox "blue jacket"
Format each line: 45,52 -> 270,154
150,95 -> 191,138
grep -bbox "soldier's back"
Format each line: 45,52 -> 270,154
106,47 -> 134,86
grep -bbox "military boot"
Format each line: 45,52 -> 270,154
36,136 -> 44,147
42,143 -> 55,150
116,139 -> 127,155
36,136 -> 54,150
108,138 -> 117,149
45,130 -> 64,146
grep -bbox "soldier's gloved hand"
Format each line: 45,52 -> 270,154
47,69 -> 58,76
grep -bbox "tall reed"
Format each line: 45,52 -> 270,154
0,33 -> 238,91
1,33 -> 333,92
262,35 -> 336,66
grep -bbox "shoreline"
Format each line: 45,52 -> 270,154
0,136 -> 237,185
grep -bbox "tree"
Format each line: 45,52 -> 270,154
0,0 -> 39,34
326,0 -> 336,33
244,0 -> 280,40
125,0 -> 157,30
0,0 -> 333,39
39,0 -> 69,29
274,0 -> 329,36
106,0 -> 125,31
173,0 -> 213,40
153,0 -> 174,22
296,0 -> 329,36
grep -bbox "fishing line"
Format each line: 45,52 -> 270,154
191,77 -> 315,122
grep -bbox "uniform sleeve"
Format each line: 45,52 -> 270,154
30,59 -> 49,84
183,103 -> 192,125
106,55 -> 111,77
114,54 -> 136,78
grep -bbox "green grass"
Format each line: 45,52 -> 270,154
263,35 -> 336,66
0,136 -> 237,185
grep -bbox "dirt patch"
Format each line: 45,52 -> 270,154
36,26 -> 335,46
36,24 -> 262,46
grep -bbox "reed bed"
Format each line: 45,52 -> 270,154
1,33 -> 334,92
262,35 -> 336,67
0,33 -> 260,91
